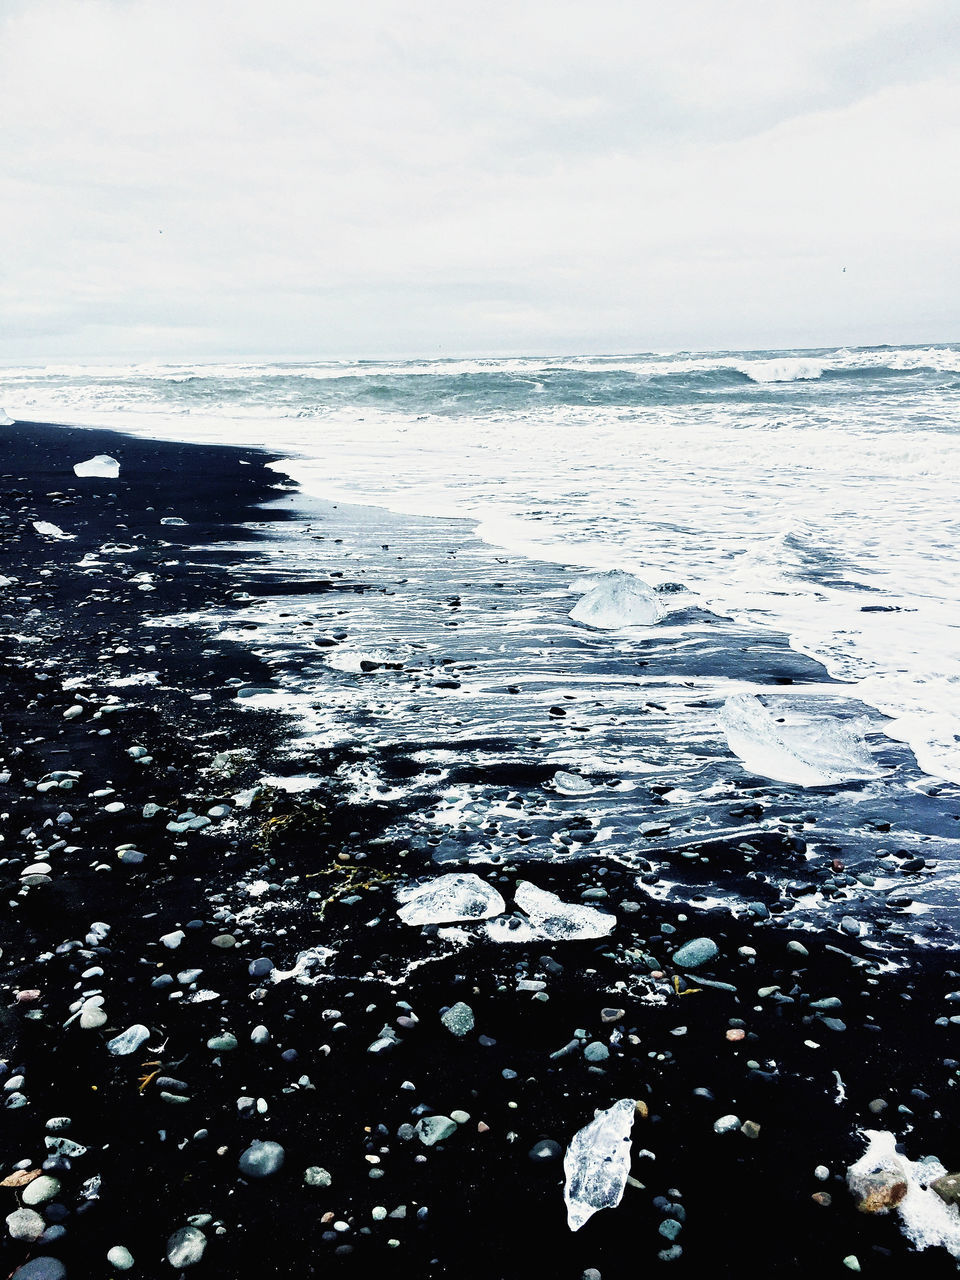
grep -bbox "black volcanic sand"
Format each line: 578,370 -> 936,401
1,421 -> 960,1279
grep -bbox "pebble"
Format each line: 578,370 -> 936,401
584,1042 -> 609,1062
251,1025 -> 271,1045
415,1115 -> 458,1146
304,1167 -> 332,1188
206,1033 -> 238,1051
79,1005 -> 108,1030
166,1224 -> 207,1267
21,1175 -> 60,1205
7,1208 -> 46,1240
528,1139 -> 562,1162
107,1024 -> 151,1056
11,1260 -> 66,1280
212,934 -> 237,948
440,1002 -> 475,1036
671,938 -> 719,969
106,1245 -> 135,1270
713,1114 -> 741,1134
238,1140 -> 286,1178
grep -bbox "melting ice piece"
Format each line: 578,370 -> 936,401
569,570 -> 664,629
32,521 -> 75,541
0,408 -> 14,426
563,1098 -> 636,1231
552,770 -> 595,795
486,881 -> 616,943
396,873 -> 506,926
718,693 -> 878,787
847,1130 -> 960,1258
73,454 -> 120,479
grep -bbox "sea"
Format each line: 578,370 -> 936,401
4,343 -> 959,785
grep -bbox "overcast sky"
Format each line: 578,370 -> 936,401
1,0 -> 958,362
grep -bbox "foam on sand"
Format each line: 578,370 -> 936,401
847,1129 -> 960,1259
718,693 -> 878,787
563,1098 -> 637,1231
569,570 -> 664,629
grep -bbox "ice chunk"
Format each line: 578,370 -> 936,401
32,521 -> 75,541
563,1098 -> 636,1231
396,873 -> 506,926
718,693 -> 878,787
0,408 -> 13,426
552,770 -> 595,794
73,454 -> 120,479
486,881 -> 616,943
847,1130 -> 960,1259
569,570 -> 663,628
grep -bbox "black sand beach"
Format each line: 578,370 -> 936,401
2,421 -> 960,1280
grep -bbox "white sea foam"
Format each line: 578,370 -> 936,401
737,357 -> 824,382
3,345 -> 959,781
847,1129 -> 960,1259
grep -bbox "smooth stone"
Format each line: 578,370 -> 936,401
528,1139 -> 562,1162
671,938 -> 719,969
166,1225 -> 207,1268
79,1006 -> 108,1030
21,1176 -> 60,1206
415,1115 -> 458,1146
11,1259 -> 67,1280
7,1207 -> 46,1241
251,1025 -> 270,1045
107,1024 -> 150,1056
584,1042 -> 609,1062
206,1033 -> 238,1051
238,1140 -> 285,1178
713,1114 -> 741,1134
931,1172 -> 960,1205
440,1002 -> 475,1037
211,934 -> 236,949
106,1245 -> 135,1270
248,957 -> 274,978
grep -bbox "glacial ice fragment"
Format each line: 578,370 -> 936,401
396,873 -> 506,926
32,521 -> 75,541
569,570 -> 663,629
0,408 -> 14,427
486,881 -> 616,943
563,1098 -> 636,1231
73,454 -> 120,479
718,693 -> 878,787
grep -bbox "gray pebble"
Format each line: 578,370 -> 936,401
238,1140 -> 285,1178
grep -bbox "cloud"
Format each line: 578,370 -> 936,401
1,0 -> 958,358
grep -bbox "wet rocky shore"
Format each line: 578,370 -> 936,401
1,421 -> 960,1279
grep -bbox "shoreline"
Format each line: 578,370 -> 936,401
1,420 -> 959,1277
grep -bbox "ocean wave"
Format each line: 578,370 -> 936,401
737,357 -> 824,382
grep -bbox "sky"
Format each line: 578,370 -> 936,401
1,0 -> 959,362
